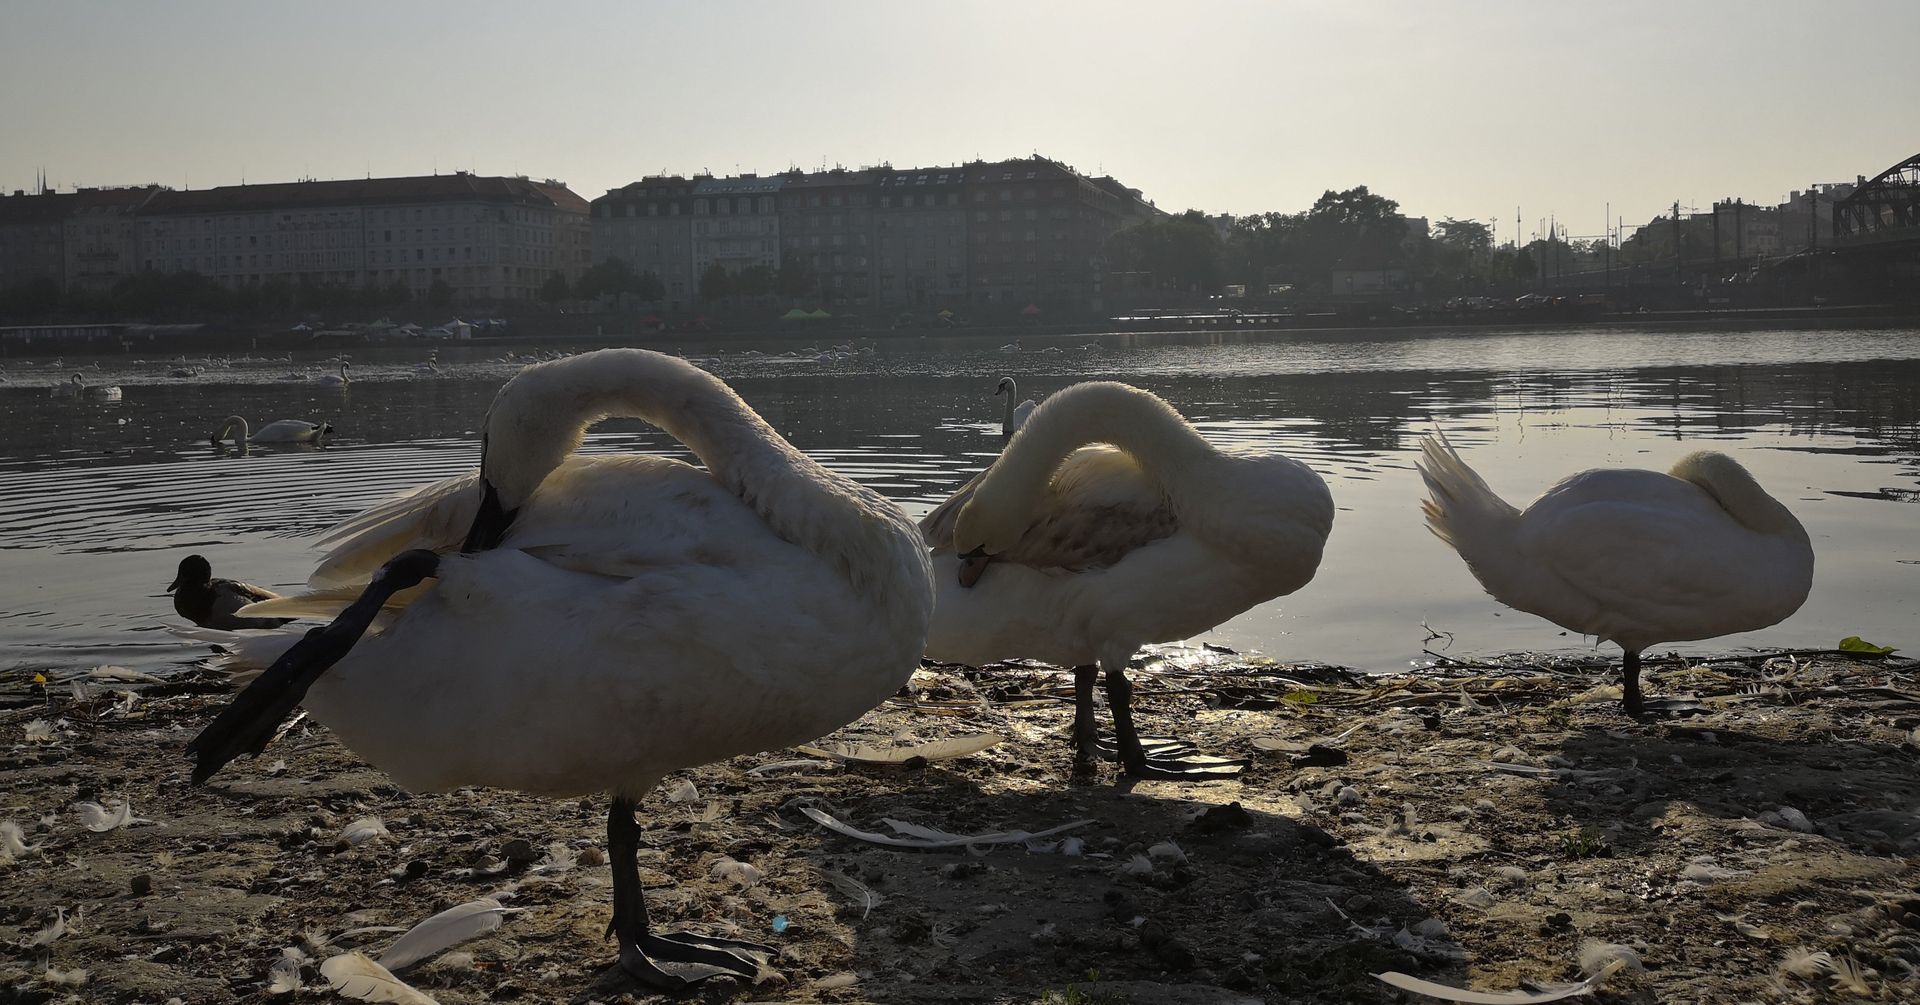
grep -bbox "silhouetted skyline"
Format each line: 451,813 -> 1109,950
2,0 -> 1913,239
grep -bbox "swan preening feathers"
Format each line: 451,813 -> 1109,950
921,380 -> 1336,777
1416,431 -> 1814,716
188,348 -> 933,987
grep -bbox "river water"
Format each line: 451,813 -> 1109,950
2,324 -> 1915,677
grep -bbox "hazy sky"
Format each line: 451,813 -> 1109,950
4,1 -> 1914,240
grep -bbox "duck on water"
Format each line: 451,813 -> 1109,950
186,348 -> 934,988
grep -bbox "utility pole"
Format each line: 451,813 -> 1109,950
1672,200 -> 1684,285
1604,201 -> 1612,291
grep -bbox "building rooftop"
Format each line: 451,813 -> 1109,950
136,174 -> 587,215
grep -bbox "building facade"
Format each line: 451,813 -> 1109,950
135,173 -> 589,302
1,173 -> 589,304
592,154 -> 1159,316
592,176 -> 697,308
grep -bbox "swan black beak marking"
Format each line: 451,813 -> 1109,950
957,547 -> 992,589
460,479 -> 518,554
186,549 -> 440,784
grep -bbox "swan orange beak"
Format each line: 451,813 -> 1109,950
957,549 -> 991,588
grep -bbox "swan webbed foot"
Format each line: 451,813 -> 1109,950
616,930 -> 772,989
1099,736 -> 1249,780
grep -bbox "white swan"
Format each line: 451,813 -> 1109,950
188,348 -> 934,989
920,381 -> 1335,778
994,376 -> 1037,442
314,360 -> 351,386
210,415 -> 333,447
1416,432 -> 1814,716
57,373 -> 122,399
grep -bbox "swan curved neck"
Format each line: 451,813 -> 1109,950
1671,451 -> 1807,539
483,350 -> 918,591
213,415 -> 248,443
999,381 -> 1018,434
977,381 -> 1209,510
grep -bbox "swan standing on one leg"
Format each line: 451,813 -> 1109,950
1415,431 -> 1814,717
994,376 -> 1037,442
920,381 -> 1335,779
210,415 -> 334,447
187,348 -> 934,989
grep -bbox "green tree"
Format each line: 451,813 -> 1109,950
1105,210 -> 1223,293
576,257 -> 637,299
699,263 -> 734,303
734,264 -> 774,299
777,256 -> 817,298
632,271 -> 665,302
1433,218 -> 1492,254
539,273 -> 571,303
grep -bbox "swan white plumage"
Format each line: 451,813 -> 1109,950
1415,431 -> 1814,716
920,381 -> 1335,778
188,348 -> 933,989
314,360 -> 351,386
57,373 -> 122,399
994,376 -> 1037,441
211,415 -> 334,447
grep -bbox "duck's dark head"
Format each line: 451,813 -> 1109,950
168,554 -> 212,593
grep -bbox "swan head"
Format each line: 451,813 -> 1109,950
169,554 -> 211,593
994,377 -> 1014,397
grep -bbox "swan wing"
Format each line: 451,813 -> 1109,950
1521,473 -> 1772,644
306,470 -> 484,589
919,466 -> 987,548
998,446 -> 1177,571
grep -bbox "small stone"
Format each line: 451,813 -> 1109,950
500,839 -> 538,866
130,873 -> 152,897
1190,801 -> 1253,833
1291,744 -> 1349,769
579,846 -> 606,867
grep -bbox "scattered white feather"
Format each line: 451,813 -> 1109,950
530,842 -> 576,874
267,948 -> 305,994
796,732 -> 1003,763
1060,836 -> 1085,857
665,778 -> 700,803
1779,947 -> 1834,979
1116,854 -> 1155,876
1576,940 -> 1645,975
1,820 -> 35,863
708,857 -> 764,888
41,967 -> 88,988
820,869 -> 884,919
319,951 -> 441,1004
432,952 -> 474,970
264,759 -> 290,776
746,758 -> 837,776
1715,912 -> 1771,940
22,907 -> 67,948
809,972 -> 859,990
378,898 -> 517,972
341,817 -> 389,846
74,799 -> 147,832
801,806 -> 1092,849
23,719 -> 55,743
1826,955 -> 1875,995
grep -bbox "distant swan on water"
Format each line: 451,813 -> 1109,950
210,415 -> 333,446
920,381 -> 1335,778
994,376 -> 1037,442
186,348 -> 934,989
56,373 -> 122,400
1416,431 -> 1814,716
314,360 -> 351,386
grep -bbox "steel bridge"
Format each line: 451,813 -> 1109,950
1835,151 -> 1920,244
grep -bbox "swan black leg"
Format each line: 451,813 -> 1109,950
1071,665 -> 1101,773
1101,663 -> 1247,781
1621,649 -> 1645,718
607,797 -> 772,988
187,549 -> 440,783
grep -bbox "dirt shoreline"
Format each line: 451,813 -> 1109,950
4,648 -> 1919,1004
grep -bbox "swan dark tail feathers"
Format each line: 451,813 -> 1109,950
187,550 -> 440,783
1415,431 -> 1519,551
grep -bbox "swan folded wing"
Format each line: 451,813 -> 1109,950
919,467 -> 987,550
1525,499 -> 1755,640
307,470 -> 483,589
238,583 -> 432,621
1000,447 -> 1177,572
